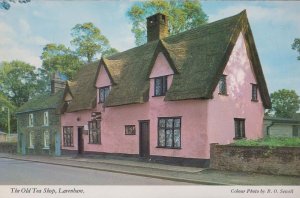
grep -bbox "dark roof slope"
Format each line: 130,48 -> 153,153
100,10 -> 270,108
65,61 -> 99,112
16,90 -> 64,114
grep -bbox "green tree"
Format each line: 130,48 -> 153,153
71,22 -> 116,63
267,89 -> 300,118
292,38 -> 300,60
0,0 -> 30,10
127,0 -> 208,46
0,93 -> 16,133
0,60 -> 45,107
41,43 -> 82,80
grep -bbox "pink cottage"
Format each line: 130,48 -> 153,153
61,11 -> 271,167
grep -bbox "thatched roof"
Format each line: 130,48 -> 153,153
67,10 -> 271,112
16,90 -> 64,114
65,61 -> 99,112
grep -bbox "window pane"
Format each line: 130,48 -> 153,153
174,129 -> 181,148
100,88 -> 105,102
166,119 -> 173,128
174,119 -> 180,128
166,129 -> 173,147
155,78 -> 162,96
159,119 -> 166,128
158,129 -> 165,147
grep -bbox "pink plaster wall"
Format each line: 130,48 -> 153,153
207,33 -> 264,147
95,64 -> 111,88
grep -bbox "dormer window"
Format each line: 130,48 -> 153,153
219,75 -> 227,95
99,86 -> 110,103
154,76 -> 168,96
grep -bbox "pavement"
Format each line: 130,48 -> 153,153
0,153 -> 299,185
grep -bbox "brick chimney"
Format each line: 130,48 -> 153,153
147,13 -> 169,42
51,72 -> 66,94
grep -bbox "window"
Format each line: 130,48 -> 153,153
29,131 -> 34,148
251,84 -> 258,101
29,113 -> 34,127
219,75 -> 227,95
89,120 -> 100,144
44,111 -> 49,126
154,76 -> 168,96
234,118 -> 245,139
63,126 -> 73,147
157,117 -> 181,148
125,125 -> 136,135
99,86 -> 110,103
44,131 -> 50,148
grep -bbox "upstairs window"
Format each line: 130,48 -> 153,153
251,84 -> 258,101
99,86 -> 110,103
234,118 -> 245,139
44,111 -> 49,126
154,76 -> 168,96
29,114 -> 34,127
219,75 -> 227,95
89,120 -> 100,144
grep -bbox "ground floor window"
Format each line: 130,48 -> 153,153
157,117 -> 181,148
44,131 -> 50,148
89,120 -> 100,144
63,126 -> 73,147
29,131 -> 34,148
234,118 -> 245,139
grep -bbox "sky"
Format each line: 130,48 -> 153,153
0,0 -> 299,96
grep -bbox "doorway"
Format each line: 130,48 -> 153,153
139,120 -> 150,158
78,127 -> 84,154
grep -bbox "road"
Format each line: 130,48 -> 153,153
0,158 -> 190,185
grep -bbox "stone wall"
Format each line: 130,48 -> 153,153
17,108 -> 61,155
0,142 -> 17,154
210,143 -> 300,176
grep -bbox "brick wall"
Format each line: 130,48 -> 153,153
210,143 -> 300,176
17,109 -> 61,155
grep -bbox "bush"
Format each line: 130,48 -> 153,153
231,137 -> 300,147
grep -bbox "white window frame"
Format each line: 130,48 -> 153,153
29,131 -> 34,148
44,131 -> 50,149
44,111 -> 49,126
29,113 -> 34,127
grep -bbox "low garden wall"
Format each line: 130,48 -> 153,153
210,143 -> 300,176
0,142 -> 17,154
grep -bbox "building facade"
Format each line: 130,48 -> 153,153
60,11 -> 271,167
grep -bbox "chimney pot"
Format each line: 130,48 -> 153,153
147,13 -> 169,42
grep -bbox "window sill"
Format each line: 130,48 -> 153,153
28,146 -> 35,149
63,145 -> 74,147
43,147 -> 50,150
251,99 -> 258,102
152,95 -> 166,97
88,143 -> 101,145
218,93 -> 228,96
156,146 -> 181,149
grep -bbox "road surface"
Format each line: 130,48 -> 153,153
0,158 -> 190,185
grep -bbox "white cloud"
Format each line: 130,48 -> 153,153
19,18 -> 31,35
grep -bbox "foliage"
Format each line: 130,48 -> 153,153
292,38 -> 300,60
41,43 -> 82,80
0,0 -> 30,10
231,137 -> 300,147
127,0 -> 208,46
71,22 -> 116,63
0,60 -> 47,107
267,89 -> 300,118
0,93 -> 16,133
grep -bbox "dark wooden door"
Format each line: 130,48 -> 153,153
139,120 -> 150,158
78,127 -> 84,154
